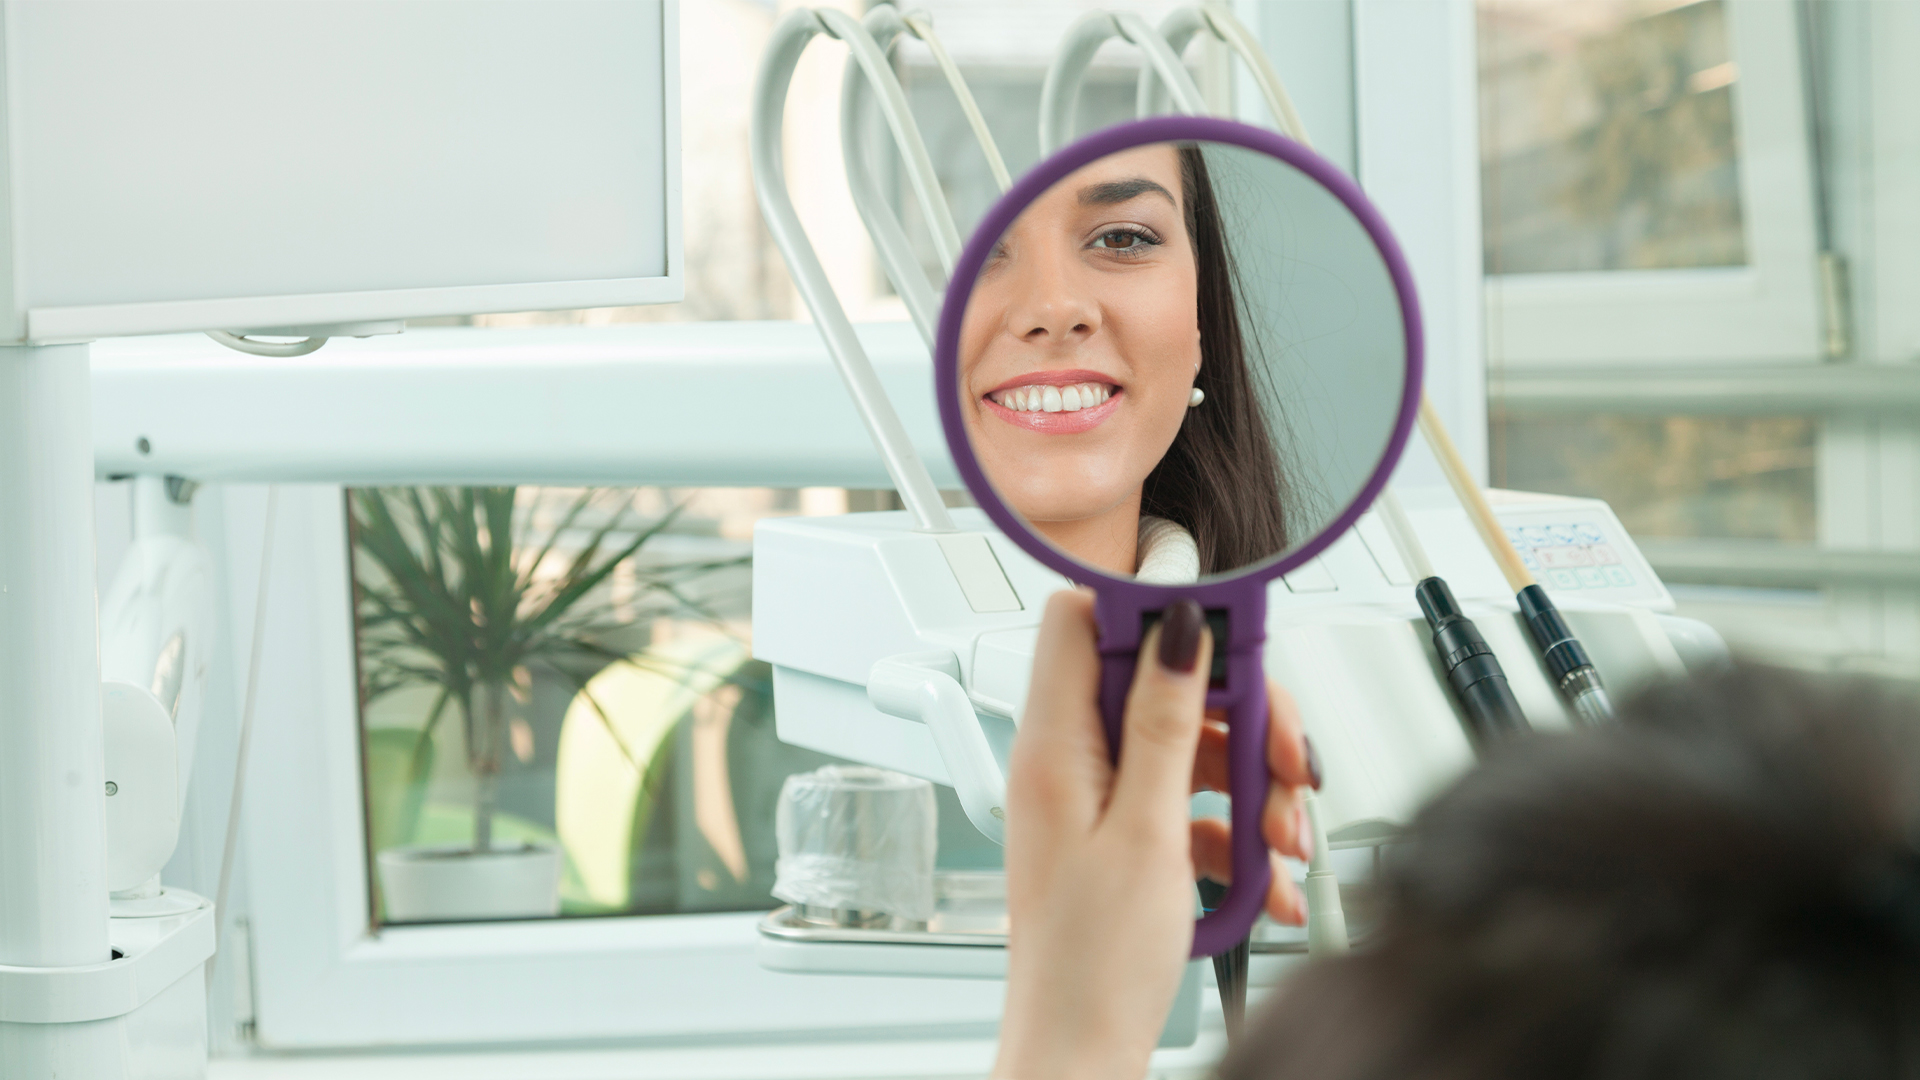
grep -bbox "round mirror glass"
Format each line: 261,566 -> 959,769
937,119 -> 1420,587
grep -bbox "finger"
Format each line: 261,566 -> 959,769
1190,721 -> 1229,793
1190,816 -> 1233,884
1108,600 -> 1213,832
1007,588 -> 1109,830
1267,853 -> 1306,926
1196,823 -> 1306,926
1265,679 -> 1319,791
1262,780 -> 1308,861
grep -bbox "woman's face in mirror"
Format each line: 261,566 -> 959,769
958,145 -> 1200,569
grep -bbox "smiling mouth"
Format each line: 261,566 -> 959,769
980,377 -> 1123,434
986,381 -> 1115,413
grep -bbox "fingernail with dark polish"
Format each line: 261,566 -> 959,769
1303,734 -> 1323,790
1158,599 -> 1204,674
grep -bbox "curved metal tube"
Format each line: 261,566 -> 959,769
827,7 -> 962,275
902,11 -> 1011,192
751,8 -> 954,532
1039,11 -> 1207,155
839,7 -> 944,341
1199,7 -> 1310,141
1138,6 -> 1310,142
842,7 -> 1015,343
1136,7 -> 1208,119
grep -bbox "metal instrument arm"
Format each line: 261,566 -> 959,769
1040,11 -> 1208,155
751,8 -> 955,532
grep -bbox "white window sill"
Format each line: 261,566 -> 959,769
210,1029 -> 1229,1080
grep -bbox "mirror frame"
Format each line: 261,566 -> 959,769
935,115 -> 1425,590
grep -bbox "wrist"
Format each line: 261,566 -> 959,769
994,990 -> 1158,1080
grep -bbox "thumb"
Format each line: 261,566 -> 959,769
1108,599 -> 1212,831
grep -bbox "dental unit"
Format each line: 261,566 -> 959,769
746,2 -> 1728,1050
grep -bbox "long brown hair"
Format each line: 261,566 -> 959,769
1138,146 -> 1293,575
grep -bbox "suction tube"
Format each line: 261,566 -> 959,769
1197,879 -> 1250,1043
1415,577 -> 1530,746
1516,585 -> 1613,725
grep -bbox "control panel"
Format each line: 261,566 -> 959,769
1268,488 -> 1672,613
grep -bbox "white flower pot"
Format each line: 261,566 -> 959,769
376,842 -> 563,922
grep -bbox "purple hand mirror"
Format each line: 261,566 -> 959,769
934,116 -> 1423,958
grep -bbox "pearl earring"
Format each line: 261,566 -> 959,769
1188,387 -> 1205,408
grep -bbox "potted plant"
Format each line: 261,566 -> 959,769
351,486 -> 728,922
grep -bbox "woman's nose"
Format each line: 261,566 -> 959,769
1003,252 -> 1098,345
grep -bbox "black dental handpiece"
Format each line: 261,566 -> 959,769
1516,584 -> 1614,724
1415,576 -> 1530,747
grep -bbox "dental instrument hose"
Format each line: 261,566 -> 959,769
1199,793 -> 1349,1046
1197,878 -> 1250,1044
1415,400 -> 1614,724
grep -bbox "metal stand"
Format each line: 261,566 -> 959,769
0,342 -> 124,1074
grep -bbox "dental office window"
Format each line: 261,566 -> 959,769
1478,0 -> 1817,541
1492,414 -> 1816,543
349,485 -> 997,925
1479,0 -> 1746,274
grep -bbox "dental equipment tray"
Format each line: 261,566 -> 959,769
756,871 -> 1359,960
759,871 -> 1010,948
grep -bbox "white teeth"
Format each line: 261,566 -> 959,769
990,381 -> 1113,414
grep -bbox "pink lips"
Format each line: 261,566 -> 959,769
981,368 -> 1122,435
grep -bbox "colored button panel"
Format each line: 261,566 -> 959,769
1504,519 -> 1645,593
1537,546 -> 1593,569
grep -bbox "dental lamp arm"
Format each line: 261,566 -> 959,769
752,9 -> 954,533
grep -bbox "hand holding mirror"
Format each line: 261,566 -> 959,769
935,117 -> 1423,957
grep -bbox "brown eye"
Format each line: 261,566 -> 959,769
1089,226 -> 1162,253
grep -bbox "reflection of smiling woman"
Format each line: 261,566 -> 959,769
960,143 -> 1291,582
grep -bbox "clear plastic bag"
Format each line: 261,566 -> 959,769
773,765 -> 937,922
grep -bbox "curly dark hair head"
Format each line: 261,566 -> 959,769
1224,662 -> 1920,1080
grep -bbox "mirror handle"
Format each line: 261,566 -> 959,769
1099,646 -> 1272,959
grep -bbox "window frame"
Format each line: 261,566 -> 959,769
93,325 -> 995,1051
1481,0 -> 1826,367
224,481 -> 1012,1050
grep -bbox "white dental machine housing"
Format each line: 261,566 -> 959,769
753,487 -> 1726,974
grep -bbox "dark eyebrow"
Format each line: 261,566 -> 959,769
1077,177 -> 1176,208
